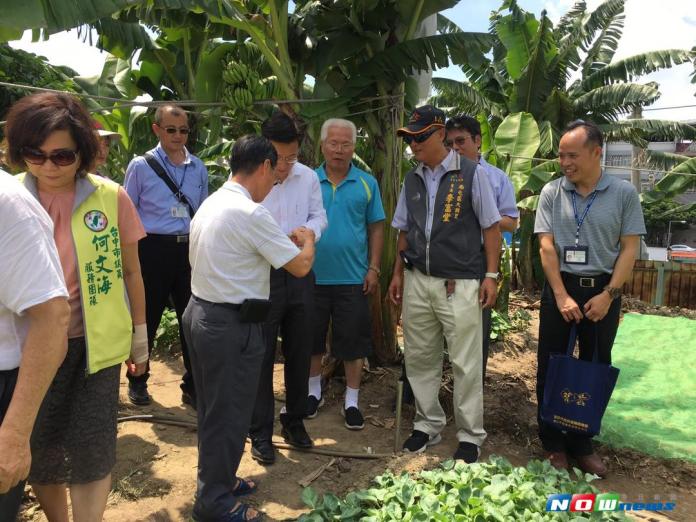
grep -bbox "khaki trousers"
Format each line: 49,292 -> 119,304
402,269 -> 486,446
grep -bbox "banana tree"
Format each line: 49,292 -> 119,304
490,112 -> 547,290
432,0 -> 696,153
431,0 -> 696,289
2,0 -> 494,363
0,43 -> 81,125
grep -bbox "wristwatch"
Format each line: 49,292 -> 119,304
484,272 -> 499,280
603,285 -> 621,300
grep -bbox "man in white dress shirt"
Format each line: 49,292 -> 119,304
249,112 -> 328,465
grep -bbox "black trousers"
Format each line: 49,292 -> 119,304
536,272 -> 621,456
249,268 -> 314,440
183,296 -> 265,520
129,235 -> 194,395
0,368 -> 23,522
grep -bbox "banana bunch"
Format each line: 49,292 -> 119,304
222,86 -> 253,112
222,60 -> 264,113
222,61 -> 250,85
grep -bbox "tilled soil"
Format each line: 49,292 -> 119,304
18,294 -> 696,521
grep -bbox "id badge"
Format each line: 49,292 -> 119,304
564,245 -> 589,265
171,204 -> 188,218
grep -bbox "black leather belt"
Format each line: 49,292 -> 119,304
147,233 -> 189,243
561,272 -> 610,288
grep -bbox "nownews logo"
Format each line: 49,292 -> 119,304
546,493 -> 676,512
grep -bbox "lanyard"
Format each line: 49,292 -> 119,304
571,190 -> 598,246
157,150 -> 188,191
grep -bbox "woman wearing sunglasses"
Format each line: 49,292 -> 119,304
3,92 -> 148,521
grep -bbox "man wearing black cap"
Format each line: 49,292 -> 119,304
388,105 -> 501,463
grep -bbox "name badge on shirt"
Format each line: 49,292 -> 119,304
171,204 -> 189,218
564,245 -> 589,265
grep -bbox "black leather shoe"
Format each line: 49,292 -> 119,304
280,416 -> 313,449
128,382 -> 151,406
251,439 -> 275,465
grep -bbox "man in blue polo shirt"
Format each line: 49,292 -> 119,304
445,114 -> 519,380
306,118 -> 385,430
124,104 -> 208,407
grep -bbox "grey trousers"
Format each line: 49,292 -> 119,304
183,296 -> 265,521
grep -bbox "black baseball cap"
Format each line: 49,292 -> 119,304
397,105 -> 446,136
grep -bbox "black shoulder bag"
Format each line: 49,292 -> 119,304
143,152 -> 195,218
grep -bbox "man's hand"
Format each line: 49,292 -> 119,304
363,269 -> 379,295
0,426 -> 30,494
555,293 -> 583,323
583,292 -> 612,322
388,273 -> 403,305
290,226 -> 315,247
479,278 -> 497,309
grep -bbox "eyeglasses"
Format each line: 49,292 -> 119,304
325,141 -> 354,152
22,147 -> 79,167
444,135 -> 472,148
277,154 -> 298,164
402,128 -> 439,145
160,126 -> 190,135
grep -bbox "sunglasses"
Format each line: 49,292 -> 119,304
402,128 -> 439,145
22,147 -> 79,167
161,126 -> 190,135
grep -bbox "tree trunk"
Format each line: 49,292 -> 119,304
367,102 -> 404,364
516,211 -> 537,290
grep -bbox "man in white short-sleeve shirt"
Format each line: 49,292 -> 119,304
0,170 -> 70,520
182,136 -> 316,522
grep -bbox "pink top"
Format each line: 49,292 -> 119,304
39,186 -> 146,338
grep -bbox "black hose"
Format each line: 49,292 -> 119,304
117,414 -> 391,459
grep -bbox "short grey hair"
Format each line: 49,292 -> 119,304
320,118 -> 357,143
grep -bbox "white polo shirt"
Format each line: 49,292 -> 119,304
0,171 -> 68,370
189,181 -> 300,304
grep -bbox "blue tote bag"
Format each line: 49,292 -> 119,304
540,326 -> 620,437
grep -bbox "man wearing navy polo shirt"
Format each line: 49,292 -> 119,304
306,118 -> 385,430
124,104 -> 208,407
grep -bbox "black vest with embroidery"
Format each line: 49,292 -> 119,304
403,157 -> 482,279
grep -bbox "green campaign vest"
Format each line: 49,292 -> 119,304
20,173 -> 132,374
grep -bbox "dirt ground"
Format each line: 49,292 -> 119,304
18,293 -> 696,521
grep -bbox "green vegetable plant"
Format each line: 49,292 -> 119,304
154,308 -> 179,351
300,456 -> 627,521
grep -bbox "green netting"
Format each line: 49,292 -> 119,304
597,313 -> 696,462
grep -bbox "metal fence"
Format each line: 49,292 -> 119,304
623,260 -> 696,309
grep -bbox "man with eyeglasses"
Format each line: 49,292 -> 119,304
445,115 -> 519,380
248,111 -> 327,465
124,104 -> 208,408
388,105 -> 501,463
306,118 -> 385,431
